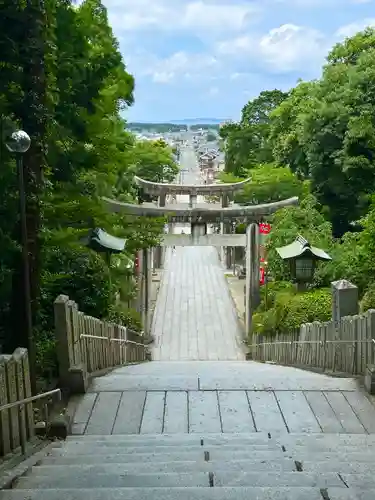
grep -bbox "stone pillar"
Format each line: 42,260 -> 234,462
189,193 -> 197,208
331,280 -> 359,327
154,246 -> 163,269
141,248 -> 150,331
191,222 -> 206,244
221,193 -> 231,268
226,223 -> 234,270
54,295 -> 88,394
222,193 -> 229,208
158,193 -> 166,207
245,223 -> 260,337
145,249 -> 152,334
363,308 -> 375,393
157,192 -> 166,266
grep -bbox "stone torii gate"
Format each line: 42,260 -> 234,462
133,174 -> 252,267
103,177 -> 298,335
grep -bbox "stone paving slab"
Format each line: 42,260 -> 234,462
71,387 -> 375,436
150,146 -> 244,362
0,487 -> 328,500
89,360 -> 360,392
151,247 -> 244,361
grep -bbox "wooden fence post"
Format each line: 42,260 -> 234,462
54,295 -> 88,394
0,357 -> 11,457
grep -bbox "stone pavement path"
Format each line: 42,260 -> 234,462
70,139 -> 375,438
151,144 -> 243,361
72,361 -> 375,435
151,247 -> 243,361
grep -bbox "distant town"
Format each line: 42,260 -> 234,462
126,121 -> 222,134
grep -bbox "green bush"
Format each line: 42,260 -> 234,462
39,245 -> 112,333
360,282 -> 375,312
106,303 -> 143,332
34,329 -> 58,382
258,280 -> 295,312
253,287 -> 332,336
34,245 -> 113,381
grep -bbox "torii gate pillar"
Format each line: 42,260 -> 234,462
154,193 -> 167,268
221,193 -> 231,268
245,223 -> 260,336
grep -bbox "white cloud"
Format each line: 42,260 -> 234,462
126,13 -> 375,88
152,71 -> 175,83
217,24 -> 327,73
183,2 -> 257,32
105,0 -> 259,36
134,51 -> 220,84
259,24 -> 326,71
207,86 -> 219,96
270,0 -> 371,5
335,18 -> 375,38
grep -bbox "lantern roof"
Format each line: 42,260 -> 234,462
84,228 -> 126,254
276,235 -> 331,261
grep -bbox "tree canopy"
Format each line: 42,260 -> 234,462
0,0 -> 175,386
221,26 -> 375,335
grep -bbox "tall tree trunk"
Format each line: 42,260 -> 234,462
19,0 -> 48,390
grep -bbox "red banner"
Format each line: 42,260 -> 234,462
260,267 -> 265,285
259,223 -> 271,234
134,255 -> 140,274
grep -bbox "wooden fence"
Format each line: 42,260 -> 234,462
54,295 -> 147,393
249,309 -> 375,376
0,348 -> 34,458
80,319 -> 147,373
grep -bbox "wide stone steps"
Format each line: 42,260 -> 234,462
42,447 -> 375,464
4,433 -> 375,499
64,432 -> 375,445
26,460 -> 375,475
3,486 -> 369,500
12,470 -> 375,489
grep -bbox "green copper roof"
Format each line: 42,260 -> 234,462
87,228 -> 126,254
276,235 -> 331,261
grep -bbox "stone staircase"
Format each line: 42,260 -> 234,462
4,432 -> 375,499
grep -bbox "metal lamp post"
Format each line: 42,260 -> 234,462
5,130 -> 36,393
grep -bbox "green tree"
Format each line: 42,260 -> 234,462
131,139 -> 179,183
269,81 -> 316,179
270,29 -> 375,236
266,195 -> 334,285
220,164 -> 307,206
220,90 -> 288,176
0,0 -> 168,385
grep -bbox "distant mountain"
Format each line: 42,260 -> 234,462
169,118 -> 224,125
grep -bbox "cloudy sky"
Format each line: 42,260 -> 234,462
99,0 -> 375,122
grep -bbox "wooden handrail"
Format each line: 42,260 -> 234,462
0,388 -> 61,455
0,388 -> 61,413
80,334 -> 146,347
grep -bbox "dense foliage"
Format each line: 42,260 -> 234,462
220,27 -> 375,336
0,0 -> 177,385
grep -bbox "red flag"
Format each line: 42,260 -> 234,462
260,267 -> 265,285
259,223 -> 271,234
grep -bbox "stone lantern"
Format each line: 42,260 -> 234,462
276,235 -> 331,290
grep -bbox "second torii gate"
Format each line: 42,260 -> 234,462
103,176 -> 298,336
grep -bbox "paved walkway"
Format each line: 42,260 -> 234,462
151,145 -> 243,361
151,247 -> 243,360
70,138 -> 375,440
72,361 -> 375,435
